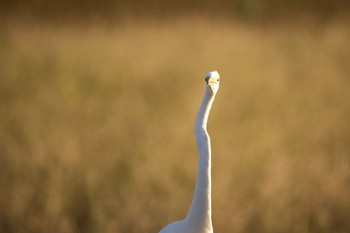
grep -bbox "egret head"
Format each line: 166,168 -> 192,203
205,70 -> 220,94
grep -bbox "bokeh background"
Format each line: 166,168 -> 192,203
1,1 -> 350,233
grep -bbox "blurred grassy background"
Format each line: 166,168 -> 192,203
1,1 -> 350,233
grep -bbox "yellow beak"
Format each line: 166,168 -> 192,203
208,77 -> 220,87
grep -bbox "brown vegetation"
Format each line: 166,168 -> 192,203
1,0 -> 350,22
0,17 -> 349,233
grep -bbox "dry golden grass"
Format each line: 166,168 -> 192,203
0,19 -> 350,233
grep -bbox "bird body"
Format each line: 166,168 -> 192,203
159,71 -> 220,233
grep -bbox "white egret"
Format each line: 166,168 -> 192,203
159,70 -> 220,233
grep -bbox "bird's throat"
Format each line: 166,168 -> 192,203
185,86 -> 215,232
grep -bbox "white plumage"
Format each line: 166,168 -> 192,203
159,71 -> 220,233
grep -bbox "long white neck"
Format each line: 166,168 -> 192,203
185,86 -> 216,231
